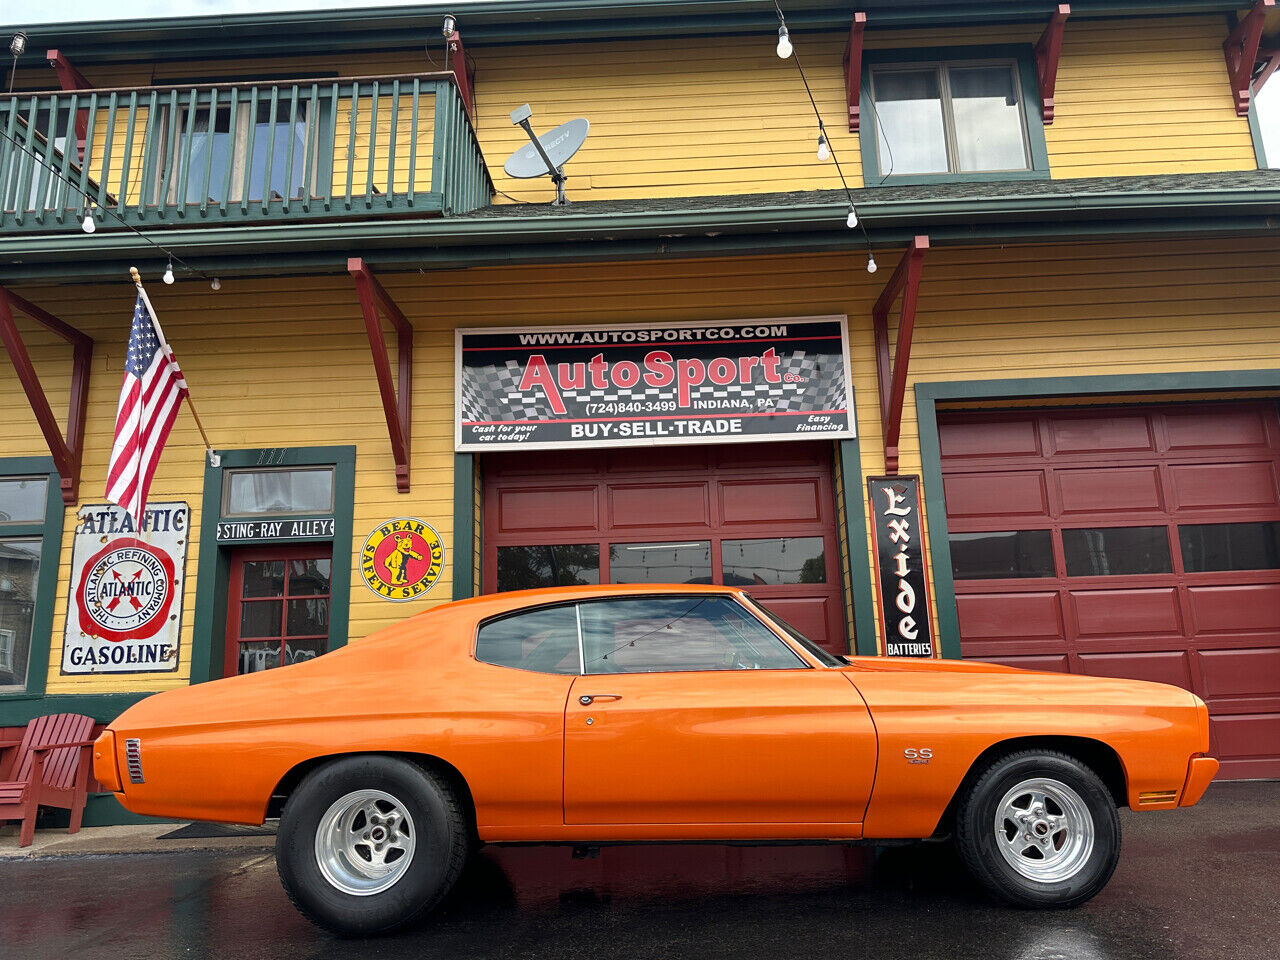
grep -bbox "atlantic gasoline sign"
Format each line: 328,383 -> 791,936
360,517 -> 446,601
62,502 -> 188,674
867,477 -> 935,659
455,317 -> 854,451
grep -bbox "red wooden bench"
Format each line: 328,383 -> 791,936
0,713 -> 96,847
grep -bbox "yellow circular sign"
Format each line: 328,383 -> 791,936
360,517 -> 446,601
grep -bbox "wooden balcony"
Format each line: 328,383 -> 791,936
0,73 -> 493,233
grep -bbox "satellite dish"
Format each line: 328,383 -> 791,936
503,105 -> 589,205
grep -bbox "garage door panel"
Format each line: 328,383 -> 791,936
1209,713 -> 1280,773
940,417 -> 1040,459
498,486 -> 599,533
609,483 -> 708,529
719,479 -> 821,524
1077,651 -> 1193,690
757,596 -> 839,653
1057,466 -> 1163,514
1071,588 -> 1182,639
1188,584 -> 1280,634
1164,407 -> 1271,451
944,471 -> 1048,521
1169,461 -> 1279,511
956,592 -> 1063,642
1197,647 -> 1280,699
1049,415 -> 1155,454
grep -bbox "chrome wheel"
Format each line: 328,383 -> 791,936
314,789 -> 416,896
994,777 -> 1094,883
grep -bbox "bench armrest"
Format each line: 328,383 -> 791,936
0,740 -> 24,749
31,739 -> 97,753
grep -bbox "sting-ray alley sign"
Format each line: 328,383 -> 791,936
62,502 -> 188,674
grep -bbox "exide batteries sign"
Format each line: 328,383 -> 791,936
455,317 -> 854,450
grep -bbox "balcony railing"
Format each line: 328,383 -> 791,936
0,73 -> 493,233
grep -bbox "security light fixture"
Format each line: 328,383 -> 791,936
9,32 -> 26,57
442,14 -> 457,37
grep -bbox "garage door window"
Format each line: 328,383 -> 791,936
1179,522 -> 1280,572
609,542 -> 711,585
950,529 -> 1054,579
1062,526 -> 1172,577
496,544 -> 600,592
722,537 -> 827,585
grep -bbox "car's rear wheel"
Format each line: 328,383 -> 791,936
276,755 -> 468,936
955,749 -> 1120,908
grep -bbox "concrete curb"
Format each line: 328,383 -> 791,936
0,823 -> 276,860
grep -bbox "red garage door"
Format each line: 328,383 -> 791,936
482,442 -> 847,653
940,402 -> 1280,779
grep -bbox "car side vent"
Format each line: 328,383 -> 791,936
124,738 -> 145,784
1136,790 -> 1178,806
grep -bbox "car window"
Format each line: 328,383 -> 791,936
579,596 -> 804,674
475,605 -> 580,675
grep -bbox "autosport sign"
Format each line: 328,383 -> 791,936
61,502 -> 188,674
455,317 -> 854,451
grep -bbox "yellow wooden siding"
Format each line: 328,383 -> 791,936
7,234 -> 1280,691
331,92 -> 435,199
12,14 -> 1253,205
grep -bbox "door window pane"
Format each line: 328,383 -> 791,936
1179,522 -> 1280,572
0,478 -> 47,524
224,467 -> 334,516
872,69 -> 948,174
496,544 -> 600,592
241,560 -> 285,597
609,541 -> 712,584
0,538 -> 40,691
284,638 -> 324,666
580,596 -> 803,674
722,537 -> 826,585
240,600 -> 282,638
950,530 -> 1054,579
288,558 -> 331,595
286,598 -> 329,635
1062,526 -> 1172,576
476,605 -> 580,675
949,65 -> 1029,172
238,641 -> 281,673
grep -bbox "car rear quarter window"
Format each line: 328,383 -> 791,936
476,605 -> 580,675
579,596 -> 804,674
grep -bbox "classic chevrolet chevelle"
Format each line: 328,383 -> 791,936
94,585 -> 1218,935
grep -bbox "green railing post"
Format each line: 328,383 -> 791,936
174,87 -> 199,216
407,78 -> 419,207
220,87 -> 238,215
365,80 -> 379,208
261,85 -> 280,214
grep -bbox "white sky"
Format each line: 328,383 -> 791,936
6,1 -> 500,27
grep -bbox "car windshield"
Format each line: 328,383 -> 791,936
749,599 -> 844,667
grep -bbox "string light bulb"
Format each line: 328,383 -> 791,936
846,206 -> 858,229
162,260 -> 175,285
816,133 -> 831,162
210,277 -> 222,291
81,207 -> 96,234
866,252 -> 878,274
776,24 -> 793,59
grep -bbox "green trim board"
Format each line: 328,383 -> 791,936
913,369 -> 1280,661
838,438 -> 880,657
858,45 -> 1051,187
0,457 -> 66,701
0,691 -> 150,726
452,453 -> 475,601
190,446 -> 356,684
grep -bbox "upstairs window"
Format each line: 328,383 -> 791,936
861,49 -> 1049,184
1255,77 -> 1280,169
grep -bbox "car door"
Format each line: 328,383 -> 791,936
563,594 -> 877,830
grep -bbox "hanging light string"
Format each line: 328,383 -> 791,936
773,1 -> 878,273
0,122 -> 220,288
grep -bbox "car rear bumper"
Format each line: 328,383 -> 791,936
1180,756 -> 1219,807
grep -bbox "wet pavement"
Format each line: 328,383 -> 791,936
2,781 -> 1276,960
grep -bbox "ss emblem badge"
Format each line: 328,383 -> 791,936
904,747 -> 933,764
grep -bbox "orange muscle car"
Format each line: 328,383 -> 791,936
94,585 -> 1218,935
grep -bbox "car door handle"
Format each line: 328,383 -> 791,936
579,694 -> 622,705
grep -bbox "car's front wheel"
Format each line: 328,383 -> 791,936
276,755 -> 469,936
955,749 -> 1120,908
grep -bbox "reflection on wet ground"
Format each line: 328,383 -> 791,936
2,782 -> 1275,960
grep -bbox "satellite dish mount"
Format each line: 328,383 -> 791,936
504,104 -> 589,206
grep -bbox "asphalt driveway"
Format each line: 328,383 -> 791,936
1,781 -> 1275,960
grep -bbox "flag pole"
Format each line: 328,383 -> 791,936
129,267 -> 220,467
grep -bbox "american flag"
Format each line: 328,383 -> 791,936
105,292 -> 188,523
